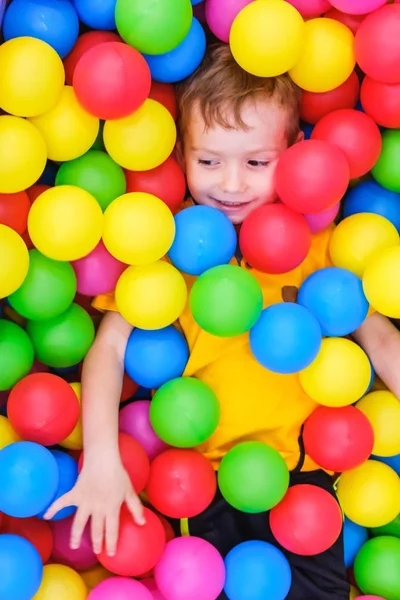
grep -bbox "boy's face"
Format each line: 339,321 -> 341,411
181,98 -> 295,225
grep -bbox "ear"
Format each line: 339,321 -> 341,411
175,139 -> 186,174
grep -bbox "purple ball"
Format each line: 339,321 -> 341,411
88,577 -> 153,600
119,400 -> 169,460
51,514 -> 98,571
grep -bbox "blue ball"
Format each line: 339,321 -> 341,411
191,0 -> 203,4
72,0 -> 116,30
343,518 -> 368,568
224,540 -> 292,600
168,205 -> 237,276
3,0 -> 79,58
298,267 -> 369,337
38,161 -> 60,187
38,450 -> 78,521
249,303 -> 322,374
0,534 -> 43,600
0,442 -> 59,518
301,121 -> 314,140
125,326 -> 189,389
372,453 -> 400,476
143,17 -> 206,83
343,180 -> 400,233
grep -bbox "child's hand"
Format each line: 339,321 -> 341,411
44,458 -> 145,556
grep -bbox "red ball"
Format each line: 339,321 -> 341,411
27,185 -> 50,203
303,406 -> 375,472
239,203 -> 311,274
73,42 -> 151,120
275,140 -> 350,214
355,4 -> 400,85
98,506 -> 166,577
360,77 -> 400,129
149,81 -> 177,120
300,71 -> 360,125
311,109 -> 382,179
7,373 -> 80,446
2,515 -> 53,563
125,156 -> 186,214
64,31 -> 121,85
0,191 -> 31,234
121,372 -> 139,402
269,484 -> 343,556
146,449 -> 217,519
324,8 -> 365,35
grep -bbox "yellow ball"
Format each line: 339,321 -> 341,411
337,460 -> 400,528
229,0 -> 304,77
363,245 -> 400,318
104,99 -> 176,171
79,565 -> 112,591
0,416 -> 21,450
0,225 -> 29,298
299,337 -> 371,407
32,565 -> 87,600
350,585 -> 360,599
60,383 -> 83,451
0,37 -> 64,117
0,116 -> 47,193
289,18 -> 355,93
357,390 -> 400,457
28,185 -> 103,261
115,260 -> 187,329
329,213 -> 399,278
103,192 -> 175,265
29,86 -> 99,162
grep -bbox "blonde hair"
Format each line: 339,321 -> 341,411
177,43 -> 301,144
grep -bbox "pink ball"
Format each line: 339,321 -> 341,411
88,577 -> 153,600
304,202 -> 340,233
71,241 -> 127,297
354,597 -> 386,599
328,0 -> 386,14
287,0 -> 331,17
154,537 -> 225,600
205,0 -> 253,43
119,400 -> 169,461
141,579 -> 167,600
51,515 -> 98,572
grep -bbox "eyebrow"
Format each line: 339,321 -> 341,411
191,146 -> 277,154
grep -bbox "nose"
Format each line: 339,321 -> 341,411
220,163 -> 246,194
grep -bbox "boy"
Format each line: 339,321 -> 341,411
46,44 -> 400,599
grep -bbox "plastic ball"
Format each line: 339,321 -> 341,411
343,181 -> 400,234
155,537 -> 225,600
354,536 -> 400,598
337,460 -> 400,527
27,303 -> 95,368
3,0 -> 79,58
300,71 -> 360,125
115,261 -> 187,329
289,18 -> 356,93
71,241 -> 126,297
373,453 -> 400,476
0,534 -> 43,600
329,213 -> 399,278
0,320 -> 34,392
38,450 -> 78,521
79,565 -> 112,592
343,518 -> 368,568
357,391 -> 400,457
149,81 -> 178,120
28,185 -> 103,262
276,140 -> 349,214
98,506 -> 166,577
0,191 -> 31,235
104,99 -> 176,171
331,0 -> 386,13
0,441 -> 59,518
0,416 -> 21,450
304,202 -> 340,234
363,246 -> 400,318
303,406 -> 374,472
56,150 -> 126,212
58,382 -> 82,451
51,515 -> 98,571
230,0 -> 304,77
64,31 -> 121,85
239,203 -> 311,273
0,116 -> 47,193
72,0 -> 117,30
218,441 -> 289,513
325,8 -> 366,34
370,513 -> 400,539
205,0 -> 253,43
0,224 -> 29,298
2,515 -> 53,563
141,579 -> 167,600
33,564 -> 87,600
270,484 -> 343,555
119,401 -> 169,461
287,0 -> 330,17
372,130 -> 400,193
146,448 -> 216,518
89,578 -> 153,600
360,77 -> 400,130
249,303 -> 322,374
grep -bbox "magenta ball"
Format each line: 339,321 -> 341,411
154,537 -> 225,600
88,577 -> 153,600
329,0 -> 386,14
141,579 -> 167,600
205,0 -> 253,43
51,515 -> 98,571
304,202 -> 340,233
118,400 -> 169,461
287,0 -> 331,17
354,597 -> 386,599
71,241 -> 127,297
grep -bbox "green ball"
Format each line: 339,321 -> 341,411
55,150 -> 126,211
8,250 -> 76,321
115,0 -> 193,55
371,514 -> 400,539
218,441 -> 290,513
372,130 -> 400,193
0,320 -> 34,391
190,264 -> 263,337
354,536 -> 400,599
150,377 -> 220,447
26,303 -> 95,368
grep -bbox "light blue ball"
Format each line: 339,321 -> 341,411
343,518 -> 368,568
0,442 -> 59,518
72,0 -> 116,30
297,267 -> 369,337
372,453 -> 400,476
224,540 -> 292,600
343,180 -> 400,233
168,205 -> 237,276
143,17 -> 206,83
0,534 -> 43,600
3,0 -> 79,58
124,326 -> 189,389
38,450 -> 78,521
249,303 -> 322,374
191,0 -> 203,4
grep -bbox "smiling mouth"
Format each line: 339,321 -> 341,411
211,197 -> 252,207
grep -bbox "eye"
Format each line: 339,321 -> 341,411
248,160 -> 270,167
197,159 -> 219,166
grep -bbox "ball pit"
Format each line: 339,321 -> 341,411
71,241 -> 127,297
343,518 -> 368,569
300,70 -> 360,124
372,129 -> 400,192
72,0 -> 117,31
0,190 -> 31,235
63,30 -> 121,85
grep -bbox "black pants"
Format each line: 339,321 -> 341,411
170,469 -> 349,600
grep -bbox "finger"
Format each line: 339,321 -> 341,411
91,512 -> 105,555
126,491 -> 145,526
43,491 -> 75,520
105,510 -> 120,557
70,507 -> 90,550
